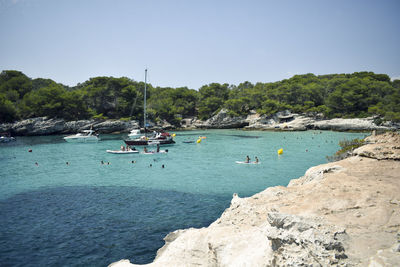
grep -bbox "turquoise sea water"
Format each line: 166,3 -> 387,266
0,130 -> 367,266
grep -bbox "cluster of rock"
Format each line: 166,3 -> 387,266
110,132 -> 400,266
0,117 -> 139,136
186,109 -> 397,131
353,131 -> 400,160
1,110 -> 398,136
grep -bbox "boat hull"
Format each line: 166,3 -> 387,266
106,150 -> 139,154
127,134 -> 142,139
124,139 -> 175,146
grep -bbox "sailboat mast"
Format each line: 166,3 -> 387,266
144,69 -> 147,132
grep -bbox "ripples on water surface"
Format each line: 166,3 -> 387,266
0,130 -> 367,266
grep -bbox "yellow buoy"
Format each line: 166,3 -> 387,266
277,148 -> 283,155
196,138 -> 201,143
172,133 -> 176,137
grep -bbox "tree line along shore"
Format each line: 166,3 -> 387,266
1,70 -> 399,128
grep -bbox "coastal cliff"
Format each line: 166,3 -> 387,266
0,117 -> 140,136
110,132 -> 400,266
183,109 -> 398,131
1,110 -> 398,136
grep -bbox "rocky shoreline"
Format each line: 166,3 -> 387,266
0,117 -> 140,136
110,132 -> 400,266
0,110 -> 398,136
192,109 -> 398,132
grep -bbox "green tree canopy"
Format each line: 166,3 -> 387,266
1,70 -> 399,124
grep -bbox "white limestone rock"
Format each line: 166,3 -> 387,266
353,132 -> 400,160
288,164 -> 344,187
311,117 -> 391,131
93,120 -> 140,133
201,109 -> 248,129
12,117 -> 65,135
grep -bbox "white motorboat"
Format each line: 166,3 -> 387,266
64,130 -> 99,143
127,129 -> 142,139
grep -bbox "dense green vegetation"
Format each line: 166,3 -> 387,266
1,70 -> 399,125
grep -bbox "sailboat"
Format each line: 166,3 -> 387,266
124,69 -> 175,146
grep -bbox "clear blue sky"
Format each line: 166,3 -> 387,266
0,0 -> 399,89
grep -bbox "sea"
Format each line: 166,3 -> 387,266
0,129 -> 367,266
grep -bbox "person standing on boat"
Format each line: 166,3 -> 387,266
156,144 -> 160,153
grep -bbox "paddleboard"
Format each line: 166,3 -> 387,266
106,150 -> 139,154
235,161 -> 260,164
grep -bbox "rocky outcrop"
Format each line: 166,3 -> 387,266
4,117 -> 66,135
244,111 -> 395,131
245,113 -> 312,131
90,120 -> 139,134
311,117 -> 390,131
180,111 -> 397,131
180,117 -> 201,129
196,109 -> 248,129
0,117 -> 140,136
288,165 -> 344,186
110,132 -> 400,266
2,111 -> 398,135
353,131 -> 400,160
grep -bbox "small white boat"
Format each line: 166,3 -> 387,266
106,150 -> 139,154
127,129 -> 142,139
64,130 -> 99,143
235,161 -> 260,164
0,133 -> 16,143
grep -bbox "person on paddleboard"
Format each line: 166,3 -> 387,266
245,155 -> 250,163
